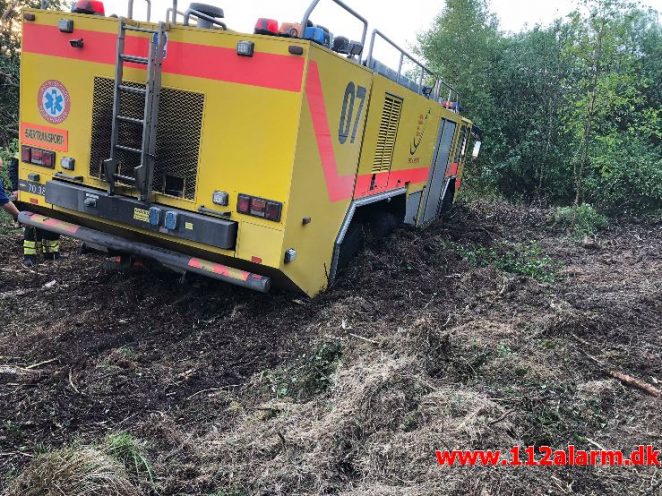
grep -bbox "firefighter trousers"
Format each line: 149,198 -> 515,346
24,227 -> 60,256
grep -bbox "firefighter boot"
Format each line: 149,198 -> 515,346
23,228 -> 41,268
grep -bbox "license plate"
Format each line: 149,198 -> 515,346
19,180 -> 46,197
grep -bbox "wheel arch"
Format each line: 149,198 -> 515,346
329,188 -> 406,283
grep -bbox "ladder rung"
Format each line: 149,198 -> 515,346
114,173 -> 136,184
124,25 -> 159,34
115,145 -> 143,154
121,54 -> 149,65
117,115 -> 145,125
119,85 -> 147,95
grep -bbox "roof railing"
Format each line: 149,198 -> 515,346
366,28 -> 460,106
127,0 -> 151,21
115,0 -> 461,107
165,7 -> 185,23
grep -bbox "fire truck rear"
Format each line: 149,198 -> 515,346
16,0 -> 481,297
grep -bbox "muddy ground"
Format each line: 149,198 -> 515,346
0,201 -> 660,495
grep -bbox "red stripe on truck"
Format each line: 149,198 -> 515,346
305,61 -> 356,203
353,166 -> 430,199
22,23 -> 304,92
305,62 -> 431,202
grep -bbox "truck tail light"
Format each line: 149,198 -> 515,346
265,201 -> 282,221
237,194 -> 251,214
237,194 -> 283,222
22,146 -> 55,168
250,197 -> 266,217
21,146 -> 31,163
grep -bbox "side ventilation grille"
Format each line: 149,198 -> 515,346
372,93 -> 403,174
90,77 -> 204,200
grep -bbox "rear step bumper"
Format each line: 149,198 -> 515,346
18,211 -> 271,293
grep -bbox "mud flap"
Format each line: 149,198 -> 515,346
18,211 -> 271,293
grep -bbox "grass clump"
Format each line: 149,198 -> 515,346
103,433 -> 155,487
554,203 -> 608,237
7,446 -> 138,496
262,340 -> 343,401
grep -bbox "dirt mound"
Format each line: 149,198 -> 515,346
1,200 -> 661,495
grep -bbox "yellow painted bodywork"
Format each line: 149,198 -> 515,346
18,9 -> 472,297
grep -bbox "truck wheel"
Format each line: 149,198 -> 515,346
338,223 -> 365,270
368,211 -> 399,238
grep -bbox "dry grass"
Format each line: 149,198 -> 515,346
6,447 -> 138,496
200,350 -> 515,495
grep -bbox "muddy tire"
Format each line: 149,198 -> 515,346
368,211 -> 399,238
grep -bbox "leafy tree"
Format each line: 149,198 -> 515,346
418,0 -> 662,214
0,0 -> 64,147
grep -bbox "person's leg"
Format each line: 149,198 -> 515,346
23,226 -> 39,267
42,230 -> 61,261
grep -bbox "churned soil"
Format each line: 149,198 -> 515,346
0,201 -> 660,495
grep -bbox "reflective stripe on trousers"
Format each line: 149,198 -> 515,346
42,239 -> 60,254
23,240 -> 42,256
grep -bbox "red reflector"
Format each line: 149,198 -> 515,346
251,256 -> 263,264
30,198 -> 39,204
265,201 -> 282,222
255,18 -> 279,35
72,0 -> 105,15
250,197 -> 267,217
21,146 -> 32,163
237,195 -> 251,214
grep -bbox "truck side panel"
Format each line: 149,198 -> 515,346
281,46 -> 373,296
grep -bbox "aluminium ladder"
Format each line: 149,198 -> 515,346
103,19 -> 168,202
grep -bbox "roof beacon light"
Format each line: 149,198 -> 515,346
71,0 -> 105,15
255,18 -> 278,36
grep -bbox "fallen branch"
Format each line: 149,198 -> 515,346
571,336 -> 661,399
608,370 -> 660,398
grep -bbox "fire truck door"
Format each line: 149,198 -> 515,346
420,118 -> 457,225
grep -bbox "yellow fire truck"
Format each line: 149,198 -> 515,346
16,0 -> 481,296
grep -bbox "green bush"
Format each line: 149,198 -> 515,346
262,340 -> 343,401
453,240 -> 559,283
554,204 -> 609,237
585,135 -> 662,215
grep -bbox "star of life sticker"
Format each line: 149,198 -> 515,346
38,80 -> 71,124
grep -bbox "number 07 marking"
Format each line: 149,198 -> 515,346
339,82 -> 367,145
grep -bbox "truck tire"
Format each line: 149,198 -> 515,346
338,223 -> 364,270
368,210 -> 399,238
